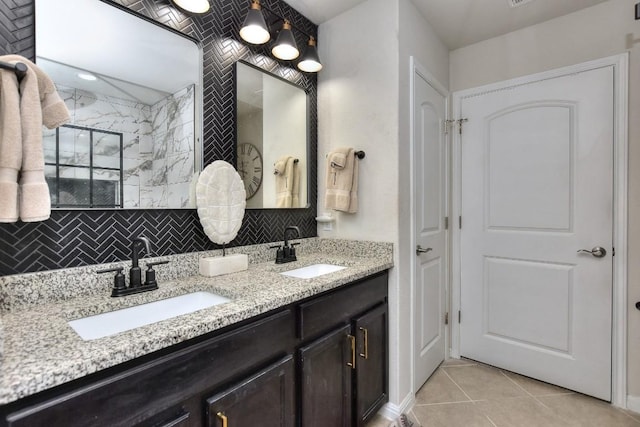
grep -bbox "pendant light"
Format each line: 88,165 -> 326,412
271,20 -> 299,60
240,0 -> 270,44
297,36 -> 322,72
171,0 -> 210,14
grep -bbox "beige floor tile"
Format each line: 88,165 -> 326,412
537,393 -> 640,426
624,409 -> 640,422
443,364 -> 528,401
416,369 -> 471,404
365,413 -> 391,427
475,396 -> 569,427
501,370 -> 574,396
441,358 -> 478,367
413,402 -> 494,427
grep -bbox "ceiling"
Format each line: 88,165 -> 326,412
284,0 -> 609,50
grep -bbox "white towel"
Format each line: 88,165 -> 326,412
324,147 -> 359,213
0,54 -> 70,223
274,155 -> 301,208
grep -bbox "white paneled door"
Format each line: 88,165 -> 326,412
459,66 -> 614,400
413,61 -> 448,392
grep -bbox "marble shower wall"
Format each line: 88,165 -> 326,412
145,85 -> 196,208
43,84 -> 195,208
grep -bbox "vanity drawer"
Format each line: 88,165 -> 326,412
297,271 -> 388,341
4,309 -> 295,427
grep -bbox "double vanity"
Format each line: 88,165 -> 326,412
0,238 -> 392,426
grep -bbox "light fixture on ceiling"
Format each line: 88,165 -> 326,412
171,0 -> 211,15
240,0 -> 270,44
297,36 -> 322,73
271,20 -> 299,61
238,1 -> 322,72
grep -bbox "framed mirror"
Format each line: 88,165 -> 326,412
236,61 -> 309,209
35,0 -> 203,209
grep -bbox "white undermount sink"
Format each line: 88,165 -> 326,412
280,263 -> 347,279
68,291 -> 231,340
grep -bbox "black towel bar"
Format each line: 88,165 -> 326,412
0,60 -> 28,82
354,150 -> 365,159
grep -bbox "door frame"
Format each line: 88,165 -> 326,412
450,53 -> 629,407
409,56 -> 450,394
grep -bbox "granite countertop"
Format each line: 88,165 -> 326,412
0,239 -> 393,405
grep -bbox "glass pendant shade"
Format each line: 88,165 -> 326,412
271,20 -> 299,60
171,0 -> 210,14
297,37 -> 322,72
240,0 -> 270,44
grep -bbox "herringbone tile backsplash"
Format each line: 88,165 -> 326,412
0,0 -> 318,275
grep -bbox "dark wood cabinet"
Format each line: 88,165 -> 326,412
299,325 -> 353,427
354,304 -> 388,426
206,356 -> 295,427
0,270 -> 389,427
298,272 -> 389,427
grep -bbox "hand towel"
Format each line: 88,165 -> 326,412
328,151 -> 347,169
0,55 -> 70,222
0,69 -> 21,222
275,155 -> 294,208
324,147 -> 359,213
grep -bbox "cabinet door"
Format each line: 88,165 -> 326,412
354,303 -> 388,426
205,356 -> 295,427
299,324 -> 353,427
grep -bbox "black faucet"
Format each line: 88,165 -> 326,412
97,236 -> 169,297
130,236 -> 151,288
272,226 -> 300,264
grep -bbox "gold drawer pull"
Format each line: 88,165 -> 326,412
359,327 -> 369,359
217,412 -> 228,427
347,334 -> 356,369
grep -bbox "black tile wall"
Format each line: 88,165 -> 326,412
0,0 -> 318,275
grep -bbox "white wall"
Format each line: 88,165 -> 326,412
318,0 -> 449,411
449,0 -> 640,399
318,0 -> 402,407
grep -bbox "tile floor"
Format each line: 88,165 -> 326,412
367,358 -> 640,427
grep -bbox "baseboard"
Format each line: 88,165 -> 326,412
378,393 -> 416,420
626,395 -> 640,412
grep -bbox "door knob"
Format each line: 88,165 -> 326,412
416,245 -> 432,256
577,247 -> 607,258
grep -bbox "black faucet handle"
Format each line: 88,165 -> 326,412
97,267 -> 124,274
97,267 -> 126,291
145,260 -> 169,268
143,261 -> 167,288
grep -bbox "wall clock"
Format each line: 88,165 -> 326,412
237,142 -> 263,200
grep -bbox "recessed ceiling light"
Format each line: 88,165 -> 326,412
77,72 -> 97,81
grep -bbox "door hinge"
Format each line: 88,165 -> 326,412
445,312 -> 449,325
459,216 -> 462,229
444,217 -> 449,230
444,119 -> 456,135
612,247 -> 616,256
458,118 -> 469,134
458,310 -> 461,323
